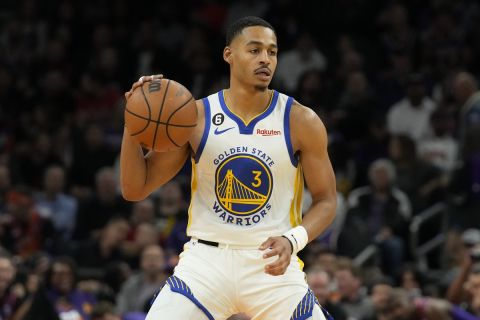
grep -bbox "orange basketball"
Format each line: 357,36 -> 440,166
125,79 -> 197,152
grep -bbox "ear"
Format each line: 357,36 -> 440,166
223,46 -> 233,65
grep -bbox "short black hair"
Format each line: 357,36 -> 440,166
226,16 -> 275,45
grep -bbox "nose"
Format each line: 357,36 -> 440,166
259,49 -> 270,65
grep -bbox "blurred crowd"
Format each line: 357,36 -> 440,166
1,0 -> 480,319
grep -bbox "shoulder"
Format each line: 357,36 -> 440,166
289,100 -> 327,152
195,99 -> 205,113
195,93 -> 214,117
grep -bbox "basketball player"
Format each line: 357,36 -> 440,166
121,16 -> 336,320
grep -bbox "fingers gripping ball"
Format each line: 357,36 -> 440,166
125,79 -> 197,152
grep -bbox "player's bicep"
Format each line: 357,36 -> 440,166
302,140 -> 335,204
142,145 -> 190,195
294,107 -> 336,203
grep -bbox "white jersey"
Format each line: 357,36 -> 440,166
187,90 -> 304,246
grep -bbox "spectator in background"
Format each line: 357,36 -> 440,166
387,73 -> 436,143
400,266 -> 423,299
116,245 -> 167,316
178,26 -> 217,99
378,3 -> 416,56
315,249 -> 339,281
389,135 -> 444,212
308,191 -> 347,252
379,287 -> 478,320
129,199 -> 156,228
446,230 -> 480,305
369,277 -> 394,319
307,265 -> 348,320
421,9 -> 464,81
38,68 -> 75,126
374,50 -> 412,110
122,223 -> 159,269
73,167 -> 131,240
333,71 -> 379,142
70,124 -> 117,199
74,217 -> 130,276
91,301 -> 122,320
334,37 -> 364,87
27,256 -> 96,320
156,180 -> 189,255
0,254 -> 27,320
75,72 -> 124,127
464,262 -> 480,317
52,124 -> 74,170
353,115 -> 391,187
295,70 -> 330,118
123,199 -> 159,266
47,257 -> 95,319
0,189 -> 55,257
0,65 -> 18,123
0,165 -> 11,212
449,124 -> 480,228
35,165 -> 78,241
452,72 -> 480,147
418,108 -> 458,174
11,132 -> 64,190
275,32 -> 327,94
339,159 -> 410,278
335,259 -> 374,320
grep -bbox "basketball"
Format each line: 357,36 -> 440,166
125,78 -> 197,152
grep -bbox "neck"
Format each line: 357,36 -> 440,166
224,84 -> 272,122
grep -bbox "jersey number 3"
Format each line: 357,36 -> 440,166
252,170 -> 262,187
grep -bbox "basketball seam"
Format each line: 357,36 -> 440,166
165,95 -> 195,147
127,85 -> 153,136
152,80 -> 170,150
125,108 -> 196,134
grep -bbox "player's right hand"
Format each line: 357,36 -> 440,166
259,236 -> 293,276
125,74 -> 163,99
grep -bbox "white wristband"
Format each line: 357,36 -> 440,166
282,226 -> 308,255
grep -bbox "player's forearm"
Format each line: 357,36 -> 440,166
300,197 -> 336,242
120,127 -> 148,201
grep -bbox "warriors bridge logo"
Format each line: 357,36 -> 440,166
213,149 -> 274,225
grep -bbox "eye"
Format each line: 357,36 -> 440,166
269,50 -> 277,56
250,49 -> 259,54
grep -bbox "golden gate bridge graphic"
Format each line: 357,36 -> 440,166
217,169 -> 267,212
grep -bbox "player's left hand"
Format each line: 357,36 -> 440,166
259,236 -> 293,276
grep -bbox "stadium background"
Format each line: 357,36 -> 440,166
1,0 -> 480,319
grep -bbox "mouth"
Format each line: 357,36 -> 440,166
254,67 -> 272,80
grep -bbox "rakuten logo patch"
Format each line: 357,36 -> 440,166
257,129 -> 282,136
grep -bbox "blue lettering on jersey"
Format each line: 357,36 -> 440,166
212,200 -> 272,226
213,146 -> 249,165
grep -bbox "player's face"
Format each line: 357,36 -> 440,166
225,26 -> 278,90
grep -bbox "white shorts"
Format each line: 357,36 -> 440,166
147,239 -> 330,320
